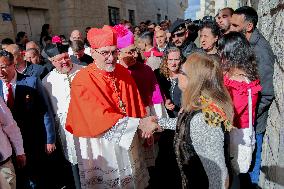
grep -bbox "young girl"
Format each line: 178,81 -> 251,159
218,32 -> 262,181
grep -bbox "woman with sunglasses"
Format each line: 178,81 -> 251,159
157,52 -> 234,189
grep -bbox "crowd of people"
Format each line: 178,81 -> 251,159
0,5 -> 275,189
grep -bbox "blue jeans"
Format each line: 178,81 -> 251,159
249,132 -> 264,184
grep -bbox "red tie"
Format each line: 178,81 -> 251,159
6,83 -> 14,110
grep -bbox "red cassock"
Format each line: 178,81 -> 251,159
66,63 -> 146,137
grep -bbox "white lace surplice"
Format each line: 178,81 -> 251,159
76,117 -> 150,189
43,64 -> 83,165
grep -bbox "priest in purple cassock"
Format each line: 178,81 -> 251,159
114,24 -> 168,167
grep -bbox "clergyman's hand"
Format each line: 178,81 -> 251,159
139,116 -> 158,138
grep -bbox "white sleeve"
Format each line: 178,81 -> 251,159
149,103 -> 169,118
0,99 -> 25,156
101,117 -> 140,150
158,117 -> 177,130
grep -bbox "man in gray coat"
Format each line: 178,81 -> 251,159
230,6 -> 275,187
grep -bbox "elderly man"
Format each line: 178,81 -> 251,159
0,50 -> 56,188
216,7 -> 234,35
155,29 -> 168,52
6,44 -> 48,79
230,6 -> 275,187
0,97 -> 25,189
68,30 -> 91,56
42,45 -> 83,189
66,25 -> 159,189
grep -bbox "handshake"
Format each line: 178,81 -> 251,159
138,116 -> 163,139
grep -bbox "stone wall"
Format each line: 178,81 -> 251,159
0,0 -> 186,42
257,0 -> 284,188
0,0 -> 15,40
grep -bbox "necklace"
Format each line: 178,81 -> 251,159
96,68 -> 127,115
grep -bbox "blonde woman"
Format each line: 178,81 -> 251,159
157,52 -> 234,189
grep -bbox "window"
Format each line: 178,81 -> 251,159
128,10 -> 135,25
108,6 -> 120,26
165,15 -> 168,20
157,14 -> 161,24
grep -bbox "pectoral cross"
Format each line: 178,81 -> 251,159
119,100 -> 126,114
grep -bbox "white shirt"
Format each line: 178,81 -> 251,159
42,63 -> 83,164
0,98 -> 24,162
68,46 -> 91,56
2,72 -> 17,102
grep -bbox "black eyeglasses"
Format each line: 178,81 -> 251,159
172,31 -> 186,38
0,50 -> 12,58
94,49 -> 118,57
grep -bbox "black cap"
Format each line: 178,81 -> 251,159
45,44 -> 68,58
169,19 -> 186,33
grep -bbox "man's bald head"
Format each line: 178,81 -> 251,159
70,30 -> 83,41
26,41 -> 40,52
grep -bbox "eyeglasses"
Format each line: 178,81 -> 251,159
0,50 -> 12,58
122,48 -> 137,56
94,49 -> 118,57
172,31 -> 186,38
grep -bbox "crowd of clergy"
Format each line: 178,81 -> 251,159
0,5 -> 275,189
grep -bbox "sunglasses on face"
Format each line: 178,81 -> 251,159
172,31 -> 186,38
0,50 -> 12,58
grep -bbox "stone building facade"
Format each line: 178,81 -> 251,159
196,0 -> 242,19
0,0 -> 187,44
254,1 -> 284,188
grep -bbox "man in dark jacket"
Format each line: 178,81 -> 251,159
230,6 -> 275,186
167,19 -> 200,58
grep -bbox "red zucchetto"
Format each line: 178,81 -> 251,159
87,25 -> 117,49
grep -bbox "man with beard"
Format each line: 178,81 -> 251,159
168,19 -> 200,58
216,7 -> 234,35
230,6 -> 275,187
114,24 -> 165,118
65,25 -> 161,189
114,24 -> 167,185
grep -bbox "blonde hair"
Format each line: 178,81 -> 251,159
160,47 -> 182,78
182,52 -> 233,122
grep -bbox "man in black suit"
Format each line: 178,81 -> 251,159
6,44 -> 49,79
0,50 -> 56,189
